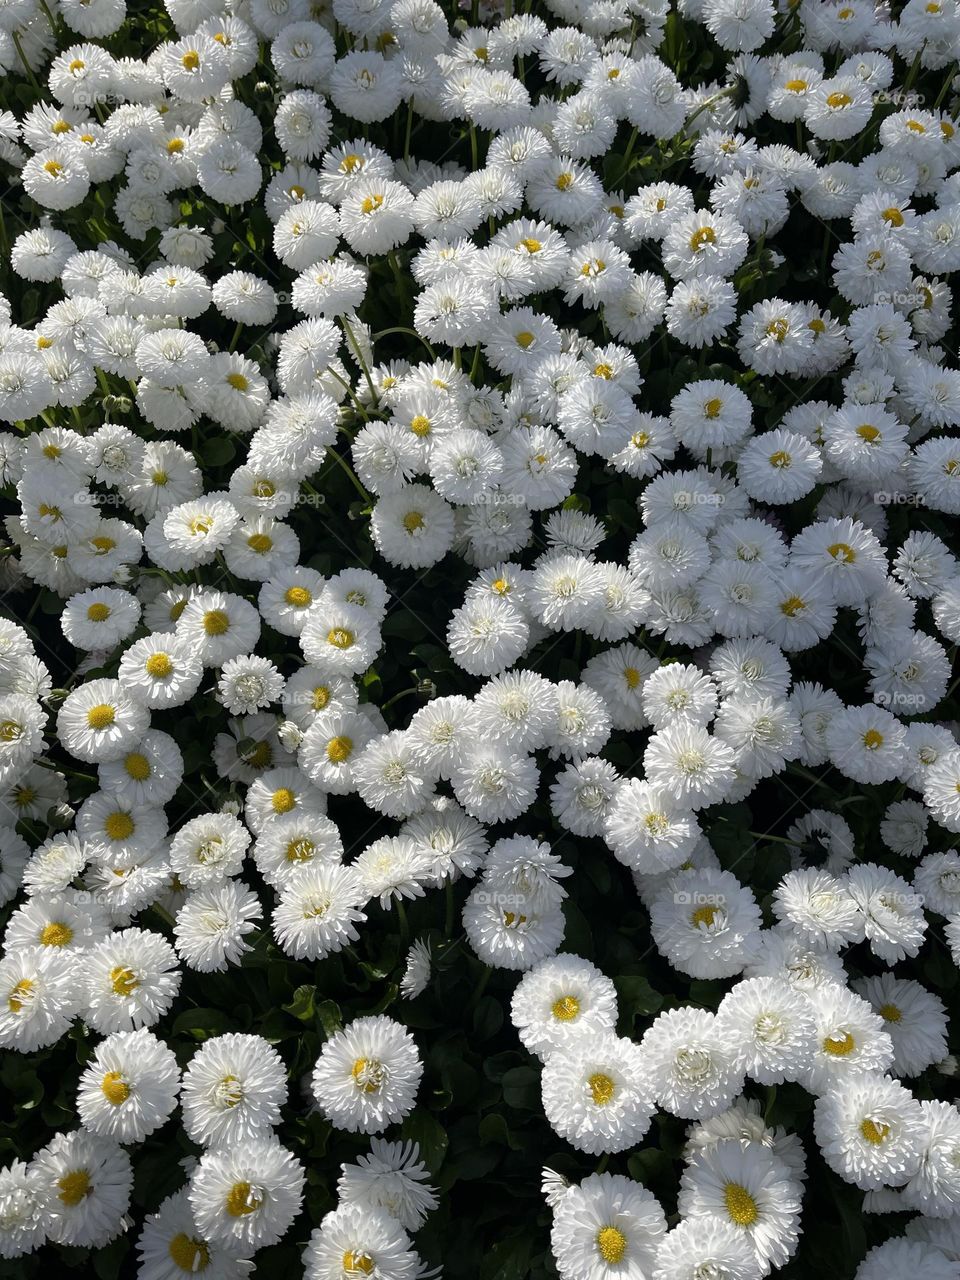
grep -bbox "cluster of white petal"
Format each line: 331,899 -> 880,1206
2,0 -> 960,1271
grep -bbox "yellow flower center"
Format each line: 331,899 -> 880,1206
145,652 -> 173,678
351,1057 -> 385,1092
856,424 -> 880,442
515,331 -> 535,349
247,533 -> 273,554
272,787 -> 296,814
286,838 -> 315,862
312,686 -> 330,710
226,372 -> 249,390
827,542 -> 856,563
785,78 -> 808,91
724,1182 -> 758,1226
704,397 -> 723,419
882,207 -> 904,227
39,922 -> 73,947
87,704 -> 115,730
86,603 -> 111,622
8,979 -> 32,1012
624,667 -> 640,689
597,1226 -> 627,1263
284,585 -> 312,607
203,610 -> 230,636
780,595 -> 806,617
551,995 -> 580,1021
343,1252 -> 375,1274
588,1072 -> 615,1105
169,1233 -> 211,1273
769,450 -> 792,468
57,1170 -> 91,1206
125,752 -> 151,781
101,1072 -> 130,1105
690,226 -> 716,250
555,172 -> 574,191
823,1030 -> 855,1056
181,50 -> 200,70
879,1002 -> 902,1023
860,1118 -> 890,1145
105,812 -> 135,840
403,511 -> 425,532
225,1182 -> 262,1217
327,627 -> 354,649
691,905 -> 717,927
326,736 -> 353,763
217,1075 -> 243,1107
826,91 -> 852,108
863,729 -> 884,749
110,966 -> 139,996
360,194 -> 384,215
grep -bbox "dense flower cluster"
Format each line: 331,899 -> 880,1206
1,0 -> 960,1274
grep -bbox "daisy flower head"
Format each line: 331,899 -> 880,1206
678,1138 -> 802,1272
639,1006 -> 745,1120
541,1031 -> 654,1155
180,1032 -> 287,1149
75,1027 -> 180,1144
311,1015 -> 423,1135
339,1138 -> 438,1235
32,1129 -> 132,1249
551,1172 -> 667,1280
188,1138 -> 304,1258
510,953 -> 618,1060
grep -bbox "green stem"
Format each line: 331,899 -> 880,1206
340,314 -> 378,405
403,100 -> 414,164
11,30 -> 41,92
396,898 -> 410,948
444,880 -> 456,937
381,686 -> 423,712
684,85 -> 735,134
470,966 -> 491,1010
326,446 -> 371,503
372,327 -> 436,359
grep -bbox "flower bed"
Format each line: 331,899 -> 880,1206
1,0 -> 960,1277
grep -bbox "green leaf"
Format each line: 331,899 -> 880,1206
171,1007 -> 233,1040
400,1110 -> 449,1172
282,984 -> 317,1022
